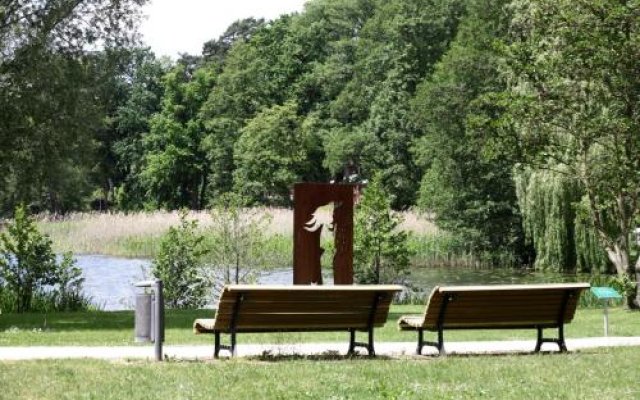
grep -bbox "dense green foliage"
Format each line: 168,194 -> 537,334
0,206 -> 86,312
0,0 -> 466,212
151,211 -> 209,308
3,0 -> 640,290
411,0 -> 528,265
354,177 -> 411,284
514,169 -> 609,273
0,0 -> 148,214
496,0 -> 640,305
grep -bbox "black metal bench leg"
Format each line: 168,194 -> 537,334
368,327 -> 375,357
416,328 -> 446,356
535,325 -> 567,353
214,331 -> 220,358
230,331 -> 237,356
558,324 -> 567,352
535,326 -> 543,352
347,328 -> 376,356
348,329 -> 356,355
437,327 -> 445,356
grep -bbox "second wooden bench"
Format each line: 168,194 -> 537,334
398,283 -> 590,355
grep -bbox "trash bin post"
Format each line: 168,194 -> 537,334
154,279 -> 164,362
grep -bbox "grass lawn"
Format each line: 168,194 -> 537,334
0,347 -> 638,399
0,306 -> 637,346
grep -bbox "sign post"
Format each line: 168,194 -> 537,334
590,287 -> 622,337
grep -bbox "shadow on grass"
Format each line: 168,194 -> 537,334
245,350 -> 394,362
410,349 -> 586,359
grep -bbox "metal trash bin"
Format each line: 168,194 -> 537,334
134,291 -> 153,342
134,279 -> 165,361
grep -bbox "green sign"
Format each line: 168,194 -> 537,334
590,286 -> 623,300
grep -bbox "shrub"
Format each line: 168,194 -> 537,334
205,193 -> 271,298
0,205 -> 87,312
354,176 -> 412,284
151,210 -> 209,308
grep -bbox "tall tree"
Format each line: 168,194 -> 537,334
354,175 -> 412,284
411,0 -> 527,262
232,101 -> 310,205
0,52 -> 99,213
514,168 -> 608,273
111,49 -> 167,210
499,0 -> 640,306
0,0 -> 147,214
202,17 -> 265,66
324,0 -> 464,207
140,61 -> 215,209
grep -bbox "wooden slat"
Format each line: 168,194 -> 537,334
216,302 -> 388,314
218,291 -> 396,304
437,283 -> 590,292
215,309 -> 388,324
225,284 -> 403,292
213,313 -> 389,331
215,306 -> 390,318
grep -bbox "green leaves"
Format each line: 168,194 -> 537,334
206,193 -> 271,289
504,3 -> 640,227
501,0 -> 640,304
411,0 -> 525,260
0,205 -> 85,312
354,176 -> 412,284
138,63 -> 215,209
151,210 -> 209,308
0,1 -> 148,214
233,101 -> 310,205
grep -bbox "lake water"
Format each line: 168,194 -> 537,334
76,255 -> 582,310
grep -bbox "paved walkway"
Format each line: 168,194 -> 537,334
2,337 -> 640,361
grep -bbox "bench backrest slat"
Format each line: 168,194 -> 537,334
213,285 -> 401,332
421,283 -> 589,329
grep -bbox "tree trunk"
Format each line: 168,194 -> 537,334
605,243 -> 639,309
605,244 -> 629,277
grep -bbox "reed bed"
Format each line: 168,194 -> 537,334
35,209 -> 498,268
37,209 -> 439,258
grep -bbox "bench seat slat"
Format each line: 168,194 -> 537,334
218,293 -> 390,304
225,284 -> 403,292
213,308 -> 391,321
216,301 -> 388,313
213,312 -> 390,330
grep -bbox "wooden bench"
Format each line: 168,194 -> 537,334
194,284 -> 402,357
398,283 -> 590,356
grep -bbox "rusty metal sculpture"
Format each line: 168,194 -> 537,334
293,183 -> 354,285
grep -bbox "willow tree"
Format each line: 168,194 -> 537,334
501,0 -> 640,307
515,169 -> 608,273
